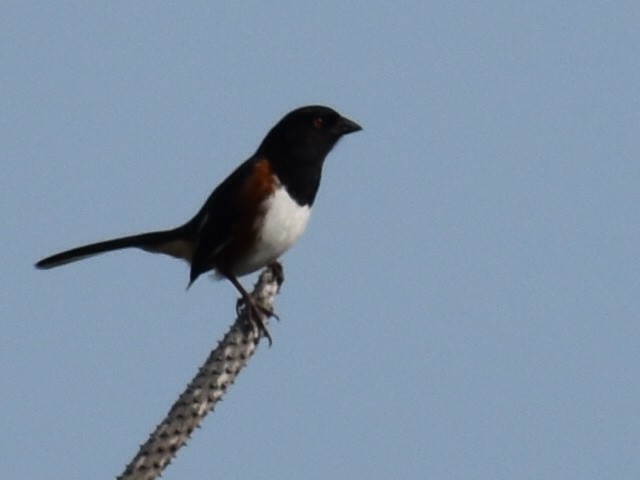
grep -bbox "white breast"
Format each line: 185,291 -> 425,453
233,186 -> 311,276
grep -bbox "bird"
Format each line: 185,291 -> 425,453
36,105 -> 362,344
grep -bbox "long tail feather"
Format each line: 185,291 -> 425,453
35,228 -> 193,269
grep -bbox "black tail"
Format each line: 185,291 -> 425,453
35,227 -> 194,270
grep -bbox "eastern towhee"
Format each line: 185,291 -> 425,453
36,105 -> 362,343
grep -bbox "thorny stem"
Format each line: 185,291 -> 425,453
116,263 -> 284,480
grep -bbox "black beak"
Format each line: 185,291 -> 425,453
336,116 -> 362,135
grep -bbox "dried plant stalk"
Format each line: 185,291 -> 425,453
117,263 -> 283,480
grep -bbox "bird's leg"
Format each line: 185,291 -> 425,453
267,261 -> 285,289
227,275 -> 275,346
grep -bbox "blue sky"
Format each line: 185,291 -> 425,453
2,2 -> 639,479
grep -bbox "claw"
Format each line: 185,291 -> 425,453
227,273 -> 277,346
246,302 -> 273,346
236,296 -> 275,346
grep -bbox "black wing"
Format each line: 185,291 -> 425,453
187,154 -> 260,284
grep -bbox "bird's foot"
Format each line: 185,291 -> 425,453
236,297 -> 278,346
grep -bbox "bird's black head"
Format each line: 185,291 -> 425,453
258,105 -> 362,163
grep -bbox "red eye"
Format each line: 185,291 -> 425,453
313,117 -> 324,129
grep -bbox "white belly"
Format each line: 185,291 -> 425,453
233,186 -> 311,276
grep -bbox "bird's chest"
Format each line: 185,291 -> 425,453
233,186 -> 311,276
